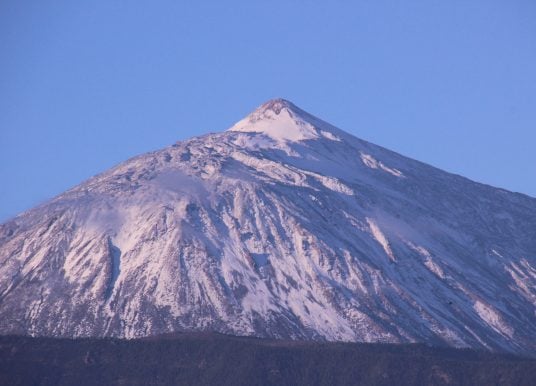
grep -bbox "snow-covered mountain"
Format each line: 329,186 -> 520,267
1,99 -> 535,355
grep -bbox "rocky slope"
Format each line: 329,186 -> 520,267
0,99 -> 535,355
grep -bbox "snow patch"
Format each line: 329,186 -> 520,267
474,300 -> 514,338
366,218 -> 396,262
360,152 -> 404,177
505,259 -> 536,303
303,171 -> 354,195
229,102 -> 320,142
490,249 -> 504,258
320,130 -> 341,141
407,242 -> 445,279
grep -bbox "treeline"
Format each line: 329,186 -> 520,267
0,333 -> 535,385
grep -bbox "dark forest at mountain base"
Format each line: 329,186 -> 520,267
1,333 -> 535,386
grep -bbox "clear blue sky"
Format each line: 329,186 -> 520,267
1,1 -> 535,221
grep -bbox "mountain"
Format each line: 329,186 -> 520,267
0,99 -> 535,356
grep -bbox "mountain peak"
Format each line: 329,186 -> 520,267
257,98 -> 297,114
228,98 -> 339,142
